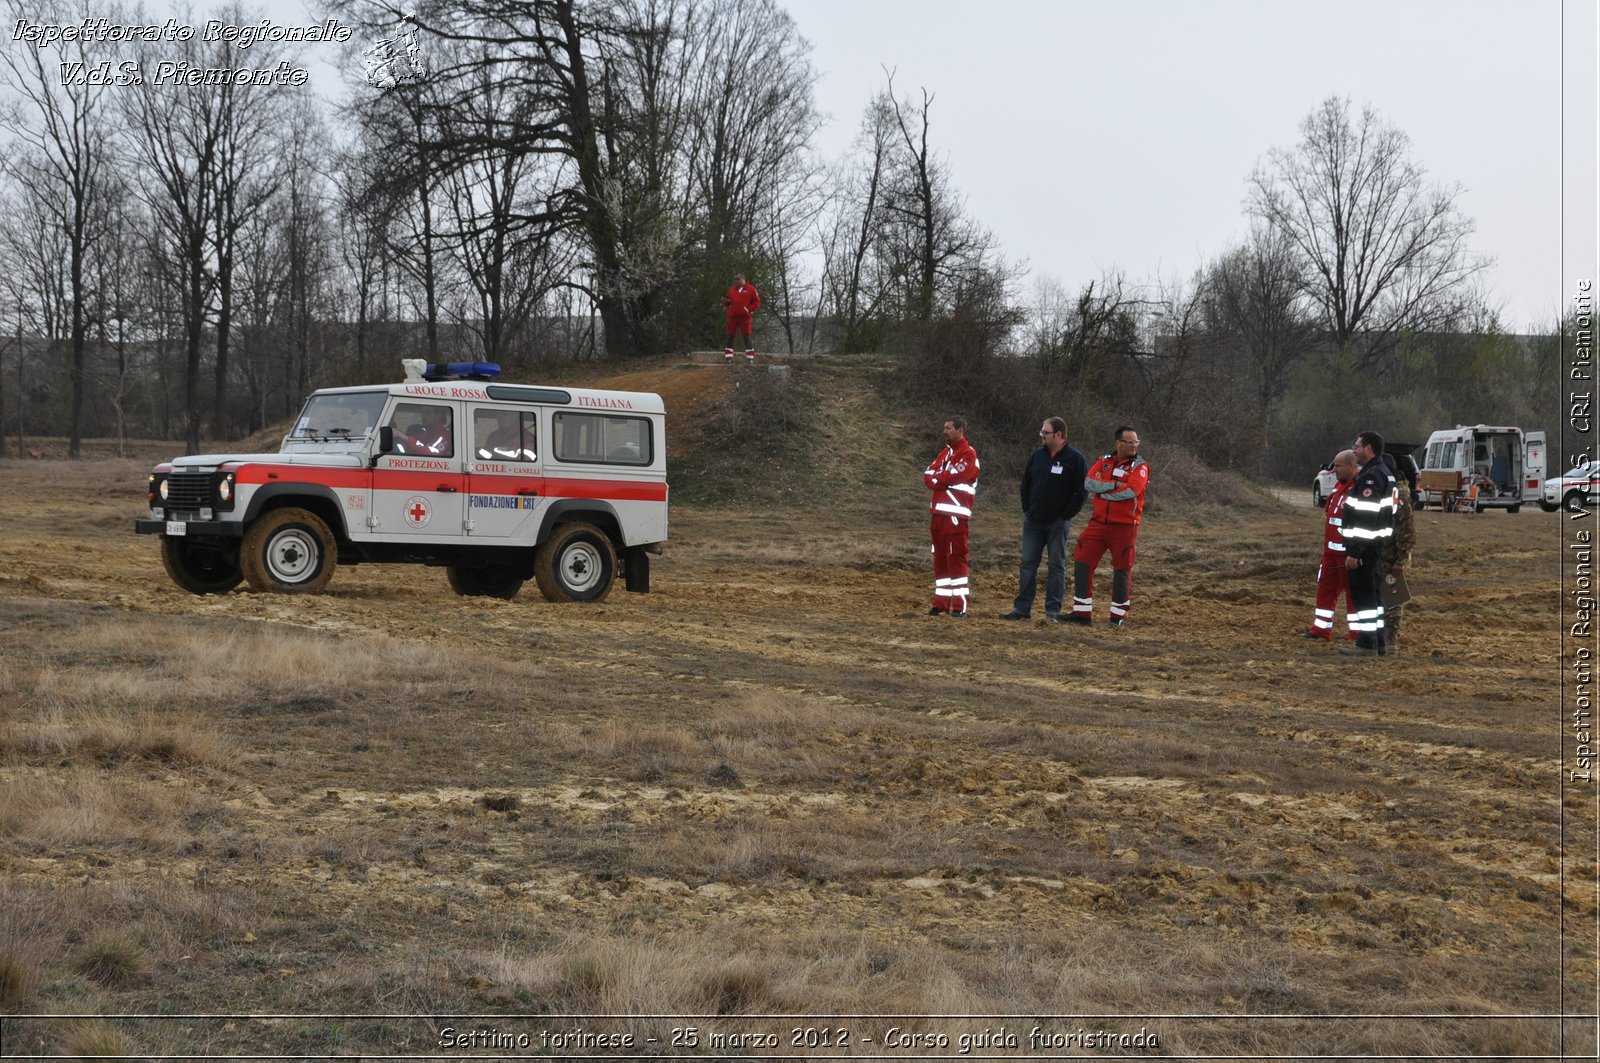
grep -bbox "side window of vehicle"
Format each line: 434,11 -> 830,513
553,412 -> 652,466
389,402 -> 454,457
474,409 -> 537,462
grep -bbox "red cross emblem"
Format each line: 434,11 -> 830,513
404,496 -> 431,528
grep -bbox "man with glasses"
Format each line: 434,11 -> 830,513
1000,417 -> 1087,621
1060,425 -> 1149,628
1340,431 -> 1397,656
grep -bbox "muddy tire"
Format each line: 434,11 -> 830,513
161,537 -> 243,595
241,508 -> 337,594
446,564 -> 525,600
534,523 -> 616,603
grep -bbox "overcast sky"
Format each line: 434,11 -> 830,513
779,0 -> 1595,333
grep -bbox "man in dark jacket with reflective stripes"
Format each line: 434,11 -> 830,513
1340,431 -> 1397,656
1000,417 -> 1088,620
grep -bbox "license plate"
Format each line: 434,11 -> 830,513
166,521 -> 187,536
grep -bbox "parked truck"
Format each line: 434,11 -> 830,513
1415,425 -> 1546,513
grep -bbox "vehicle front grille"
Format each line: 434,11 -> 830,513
166,473 -> 214,509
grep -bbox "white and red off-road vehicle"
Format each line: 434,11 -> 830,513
134,360 -> 667,602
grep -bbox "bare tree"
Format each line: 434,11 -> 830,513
336,0 -> 821,358
208,9 -> 295,439
685,0 -> 820,257
0,0 -> 119,457
123,9 -> 226,452
818,96 -> 896,352
1202,225 -> 1320,422
1248,96 -> 1488,371
880,73 -> 990,324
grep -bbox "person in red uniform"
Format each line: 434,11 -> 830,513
924,417 -> 980,617
1302,449 -> 1359,641
722,273 -> 761,364
1060,425 -> 1148,627
396,404 -> 453,456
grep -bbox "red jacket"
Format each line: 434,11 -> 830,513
924,438 -> 980,523
1084,453 -> 1149,525
1322,480 -> 1352,556
724,282 -> 761,324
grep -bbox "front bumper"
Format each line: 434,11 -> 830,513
134,518 -> 245,538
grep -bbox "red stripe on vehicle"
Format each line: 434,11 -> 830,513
536,477 -> 668,502
466,476 -> 667,502
234,466 -> 371,489
233,464 -> 667,502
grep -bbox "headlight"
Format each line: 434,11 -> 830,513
217,474 -> 234,503
158,478 -> 170,501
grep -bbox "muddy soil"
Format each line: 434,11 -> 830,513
0,409 -> 1593,1056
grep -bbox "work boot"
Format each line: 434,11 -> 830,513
1057,614 -> 1091,626
999,610 -> 1028,620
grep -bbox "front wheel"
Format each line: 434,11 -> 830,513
1541,500 -> 1560,512
447,564 -> 525,600
1312,486 -> 1323,507
534,523 -> 617,603
1566,490 -> 1588,514
241,508 -> 337,594
161,537 -> 243,595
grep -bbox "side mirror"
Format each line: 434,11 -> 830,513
373,425 -> 394,467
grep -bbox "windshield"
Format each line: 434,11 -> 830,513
287,391 -> 389,443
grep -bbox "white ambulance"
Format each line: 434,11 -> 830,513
135,360 -> 667,602
1415,425 -> 1546,513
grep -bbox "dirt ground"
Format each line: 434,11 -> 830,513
0,394 -> 1595,1057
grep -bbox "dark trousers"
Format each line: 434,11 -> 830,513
1347,556 -> 1387,650
1014,517 -> 1069,616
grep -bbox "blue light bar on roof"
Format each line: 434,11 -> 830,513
424,362 -> 500,381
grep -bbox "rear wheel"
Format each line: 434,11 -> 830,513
446,564 -> 525,600
1541,500 -> 1560,512
534,523 -> 617,603
1506,504 -> 1521,514
160,537 -> 242,595
1312,485 -> 1323,507
1566,490 -> 1588,514
241,508 -> 337,594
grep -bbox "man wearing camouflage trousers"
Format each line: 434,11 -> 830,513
1381,463 -> 1416,656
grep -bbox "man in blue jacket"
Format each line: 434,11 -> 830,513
1000,416 -> 1088,621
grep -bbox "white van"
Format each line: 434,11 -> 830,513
1416,426 -> 1546,513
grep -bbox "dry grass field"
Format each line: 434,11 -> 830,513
0,358 -> 1594,1059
